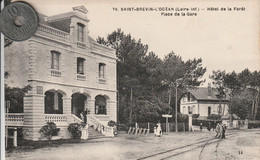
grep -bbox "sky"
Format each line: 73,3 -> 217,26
14,0 -> 260,86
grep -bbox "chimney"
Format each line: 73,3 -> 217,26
208,83 -> 212,98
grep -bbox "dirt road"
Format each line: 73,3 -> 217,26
6,129 -> 260,160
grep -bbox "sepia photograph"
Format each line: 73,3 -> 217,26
1,0 -> 260,159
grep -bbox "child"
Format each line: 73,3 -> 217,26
200,123 -> 203,131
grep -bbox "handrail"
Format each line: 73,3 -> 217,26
87,115 -> 114,137
44,114 -> 67,124
67,114 -> 83,124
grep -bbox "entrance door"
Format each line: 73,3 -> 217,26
71,93 -> 87,118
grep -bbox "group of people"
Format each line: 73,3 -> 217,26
215,123 -> 227,139
199,122 -> 227,139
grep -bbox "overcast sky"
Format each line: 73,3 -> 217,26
17,0 -> 259,86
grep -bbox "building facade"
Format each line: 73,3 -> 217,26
180,84 -> 229,118
5,6 -> 117,140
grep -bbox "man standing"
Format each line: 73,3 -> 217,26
221,124 -> 226,139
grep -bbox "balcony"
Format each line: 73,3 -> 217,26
37,24 -> 70,43
5,113 -> 24,126
99,78 -> 106,84
77,42 -> 86,49
5,113 -> 82,127
51,70 -> 61,77
77,74 -> 86,81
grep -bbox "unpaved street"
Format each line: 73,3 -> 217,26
6,129 -> 260,160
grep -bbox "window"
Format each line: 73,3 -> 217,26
208,106 -> 211,116
99,63 -> 105,78
188,106 -> 192,114
183,106 -> 186,114
95,96 -> 106,115
191,95 -> 195,101
77,23 -> 84,42
44,91 -> 63,114
51,51 -> 60,70
218,105 -> 222,114
187,93 -> 191,102
77,58 -> 85,74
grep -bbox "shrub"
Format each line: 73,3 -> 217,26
207,114 -> 222,120
39,122 -> 59,140
68,123 -> 82,139
108,120 -> 116,127
248,121 -> 260,129
192,114 -> 200,118
177,114 -> 189,123
117,124 -> 128,131
192,118 -> 222,127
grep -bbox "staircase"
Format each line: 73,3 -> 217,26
87,115 -> 115,137
88,125 -> 105,139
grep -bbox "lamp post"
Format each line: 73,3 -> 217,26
175,78 -> 182,133
162,72 -> 194,133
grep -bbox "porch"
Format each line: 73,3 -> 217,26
5,113 -> 115,141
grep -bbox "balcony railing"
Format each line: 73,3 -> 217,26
5,113 -> 24,126
44,114 -> 67,124
51,70 -> 61,77
77,42 -> 86,49
99,78 -> 106,84
77,74 -> 86,81
38,24 -> 70,40
5,113 -> 83,127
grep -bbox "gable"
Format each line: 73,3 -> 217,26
73,6 -> 88,14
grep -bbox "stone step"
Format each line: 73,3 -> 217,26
88,126 -> 105,139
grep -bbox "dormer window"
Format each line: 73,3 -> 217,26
77,23 -> 85,42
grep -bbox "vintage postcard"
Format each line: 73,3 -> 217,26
1,0 -> 260,159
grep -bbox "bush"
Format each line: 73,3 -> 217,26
192,118 -> 222,127
108,120 -> 116,127
192,114 -> 200,118
248,121 -> 260,129
68,123 -> 82,139
177,114 -> 189,123
207,114 -> 222,120
39,122 -> 59,140
117,124 -> 128,131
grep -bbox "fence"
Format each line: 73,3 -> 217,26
135,123 -> 188,132
192,118 -> 222,127
248,120 -> 260,129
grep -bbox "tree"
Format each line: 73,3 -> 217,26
211,69 -> 260,121
238,69 -> 260,120
97,29 -> 206,125
4,72 -> 31,113
161,52 -> 206,111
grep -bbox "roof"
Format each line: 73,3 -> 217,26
37,12 -> 48,25
189,87 -> 229,101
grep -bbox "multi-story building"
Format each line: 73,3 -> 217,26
5,6 -> 117,140
180,84 -> 229,118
